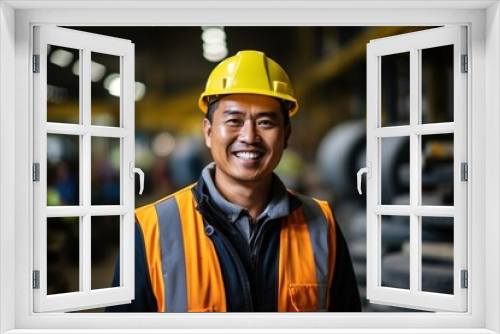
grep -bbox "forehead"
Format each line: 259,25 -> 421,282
214,94 -> 282,115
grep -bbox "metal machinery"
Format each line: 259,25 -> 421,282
317,122 -> 454,312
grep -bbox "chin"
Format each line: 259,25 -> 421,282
232,171 -> 271,183
233,175 -> 261,183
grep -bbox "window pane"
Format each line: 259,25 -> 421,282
91,137 -> 121,205
421,216 -> 454,294
381,215 -> 410,290
92,52 -> 120,127
421,45 -> 454,124
47,217 -> 80,295
47,45 -> 80,124
421,133 -> 454,206
91,216 -> 120,290
381,136 -> 410,205
381,52 -> 410,127
47,134 -> 80,206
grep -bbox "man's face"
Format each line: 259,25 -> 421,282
203,94 -> 291,184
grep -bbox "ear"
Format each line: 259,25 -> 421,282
284,123 -> 291,149
203,118 -> 212,149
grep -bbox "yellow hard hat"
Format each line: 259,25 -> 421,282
198,50 -> 298,117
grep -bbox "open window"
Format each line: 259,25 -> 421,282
364,26 -> 467,312
33,26 -> 136,312
32,24 -> 468,314
0,0 -> 497,331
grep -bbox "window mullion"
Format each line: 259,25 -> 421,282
409,48 -> 420,294
413,123 -> 454,135
81,48 -> 92,295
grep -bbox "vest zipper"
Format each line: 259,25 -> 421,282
251,218 -> 278,311
211,225 -> 254,311
197,200 -> 255,311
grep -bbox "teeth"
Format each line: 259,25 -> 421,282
235,152 -> 261,160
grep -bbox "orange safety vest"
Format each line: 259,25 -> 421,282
135,183 -> 337,312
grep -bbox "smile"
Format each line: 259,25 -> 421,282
234,151 -> 264,160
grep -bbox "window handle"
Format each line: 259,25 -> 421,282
357,162 -> 371,195
129,162 -> 145,195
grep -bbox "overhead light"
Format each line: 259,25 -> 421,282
201,26 -> 228,62
135,82 -> 146,101
104,74 -> 146,100
203,43 -> 226,54
50,49 -> 74,68
91,61 -> 106,82
104,73 -> 120,90
108,76 -> 121,97
203,50 -> 228,62
201,27 -> 226,44
72,60 -> 80,76
73,60 -> 106,82
72,60 -> 107,81
203,44 -> 228,62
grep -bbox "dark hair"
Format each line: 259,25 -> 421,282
205,97 -> 291,125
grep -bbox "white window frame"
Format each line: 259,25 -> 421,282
33,26 -> 136,313
366,26 -> 468,312
0,1 -> 499,333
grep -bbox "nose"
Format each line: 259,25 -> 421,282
239,120 -> 259,144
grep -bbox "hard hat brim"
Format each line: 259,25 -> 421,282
198,91 -> 298,117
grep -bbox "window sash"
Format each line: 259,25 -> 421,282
366,26 -> 468,312
32,25 -> 136,313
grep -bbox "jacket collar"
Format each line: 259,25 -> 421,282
192,163 -> 302,221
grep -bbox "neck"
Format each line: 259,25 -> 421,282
213,170 -> 273,220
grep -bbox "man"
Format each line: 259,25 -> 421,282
107,50 -> 361,312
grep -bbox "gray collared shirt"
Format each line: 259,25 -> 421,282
201,163 -> 291,244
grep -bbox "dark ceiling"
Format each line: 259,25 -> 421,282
48,26 -> 432,136
57,26 -> 368,98
66,26 -> 298,95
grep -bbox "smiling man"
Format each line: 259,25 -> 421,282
107,50 -> 361,312
202,94 -> 290,220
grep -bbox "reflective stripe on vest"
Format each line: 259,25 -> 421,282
278,195 -> 337,312
136,185 -> 335,312
135,203 -> 166,312
175,188 -> 227,312
137,185 -> 226,312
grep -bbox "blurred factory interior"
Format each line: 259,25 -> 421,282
45,26 -> 455,312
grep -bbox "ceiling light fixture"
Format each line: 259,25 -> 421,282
50,49 -> 74,68
201,26 -> 228,62
91,61 -> 106,82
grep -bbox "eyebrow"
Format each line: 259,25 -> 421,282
222,110 -> 245,117
222,110 -> 280,120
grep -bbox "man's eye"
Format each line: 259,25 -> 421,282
259,120 -> 276,127
226,119 -> 242,126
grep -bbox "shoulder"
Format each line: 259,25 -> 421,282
287,189 -> 336,226
287,189 -> 333,213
